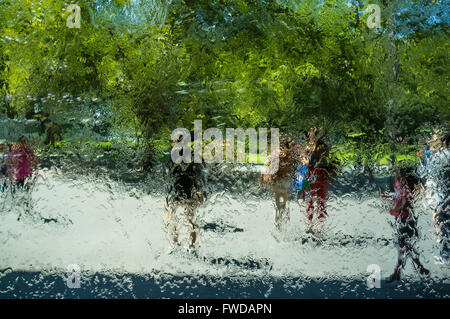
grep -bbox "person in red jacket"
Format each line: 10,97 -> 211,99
6,135 -> 40,190
301,130 -> 338,234
382,167 -> 430,283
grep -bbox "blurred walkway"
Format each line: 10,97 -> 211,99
0,168 -> 448,298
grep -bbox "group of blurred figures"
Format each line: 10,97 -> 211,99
164,128 -> 449,284
264,129 -> 449,284
262,128 -> 339,234
0,128 -> 448,284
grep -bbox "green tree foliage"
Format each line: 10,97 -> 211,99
0,0 -> 447,166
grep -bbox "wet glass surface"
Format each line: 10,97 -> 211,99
0,0 -> 448,299
0,161 -> 448,298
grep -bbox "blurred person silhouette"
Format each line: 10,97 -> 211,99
164,134 -> 207,252
6,135 -> 40,191
0,143 -> 11,192
382,167 -> 430,283
263,134 -> 305,231
44,121 -> 63,146
418,131 -> 449,264
300,128 -> 338,234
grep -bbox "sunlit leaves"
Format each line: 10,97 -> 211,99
0,0 -> 447,161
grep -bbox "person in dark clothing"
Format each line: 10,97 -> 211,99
382,167 -> 430,283
419,131 -> 450,264
164,136 -> 207,250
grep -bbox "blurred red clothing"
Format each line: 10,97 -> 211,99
390,180 -> 412,220
6,142 -> 39,181
305,167 -> 329,220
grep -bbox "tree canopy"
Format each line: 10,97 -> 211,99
0,0 -> 448,164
